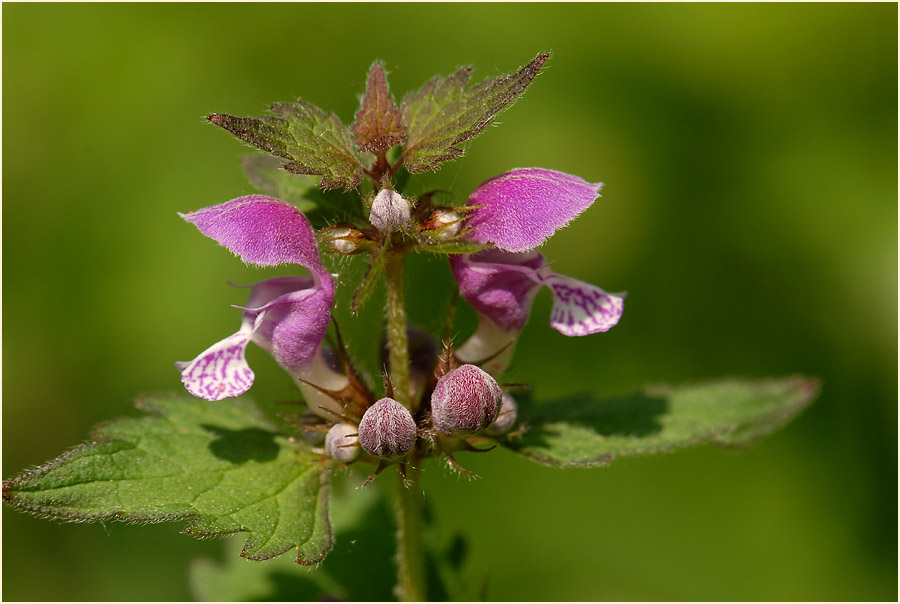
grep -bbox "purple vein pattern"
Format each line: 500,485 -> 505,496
177,196 -> 335,401
545,274 -> 625,336
177,332 -> 255,400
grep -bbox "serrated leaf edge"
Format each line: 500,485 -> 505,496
2,396 -> 334,563
503,376 -> 819,468
400,52 -> 550,173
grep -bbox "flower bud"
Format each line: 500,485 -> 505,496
431,364 -> 502,436
485,392 -> 518,436
325,423 -> 361,463
321,224 -> 367,254
358,397 -> 417,459
369,188 -> 410,233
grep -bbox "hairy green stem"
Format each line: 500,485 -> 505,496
385,250 -> 425,602
385,251 -> 411,408
394,468 -> 427,602
385,250 -> 426,600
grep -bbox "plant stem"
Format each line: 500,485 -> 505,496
385,249 -> 427,600
385,250 -> 411,408
394,468 -> 427,602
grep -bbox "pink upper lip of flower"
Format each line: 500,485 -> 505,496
176,195 -> 335,401
452,168 -> 624,337
463,167 -> 604,253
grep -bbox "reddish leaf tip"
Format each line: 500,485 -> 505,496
352,58 -> 405,152
794,376 -> 822,400
369,60 -> 386,76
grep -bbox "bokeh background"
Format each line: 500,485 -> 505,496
3,3 -> 896,601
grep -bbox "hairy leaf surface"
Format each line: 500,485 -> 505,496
505,377 -> 818,467
191,486 -> 394,602
401,53 -> 549,173
209,100 -> 363,190
352,61 -> 405,152
3,396 -> 332,564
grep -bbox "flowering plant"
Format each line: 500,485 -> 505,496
2,54 -> 817,601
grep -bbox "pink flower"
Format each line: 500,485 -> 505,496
175,196 -> 336,402
451,169 -> 624,372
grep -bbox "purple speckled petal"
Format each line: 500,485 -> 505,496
466,168 -> 602,252
543,273 -> 624,336
450,249 -> 624,338
178,274 -> 336,401
449,250 -> 546,332
177,330 -> 255,401
180,195 -> 328,281
178,197 -> 339,402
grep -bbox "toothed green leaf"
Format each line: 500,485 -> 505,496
3,396 -> 332,564
190,487 -> 395,602
505,377 -> 818,467
352,61 -> 405,152
401,53 -> 549,173
210,99 -> 363,191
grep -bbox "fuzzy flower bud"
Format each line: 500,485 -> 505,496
369,188 -> 410,232
325,423 -> 361,463
431,364 -> 502,436
358,397 -> 417,459
485,392 -> 518,436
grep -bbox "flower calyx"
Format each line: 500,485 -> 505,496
319,223 -> 372,255
417,207 -> 466,241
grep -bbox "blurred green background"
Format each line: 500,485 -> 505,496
3,3 -> 896,601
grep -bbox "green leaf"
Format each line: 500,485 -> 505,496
209,100 -> 363,191
352,61 -> 405,152
190,476 -> 469,602
505,377 -> 819,467
191,538 -> 342,602
3,396 -> 333,564
191,481 -> 395,602
351,240 -> 389,313
400,52 -> 549,173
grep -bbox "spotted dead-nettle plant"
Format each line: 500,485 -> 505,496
3,54 -> 818,601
